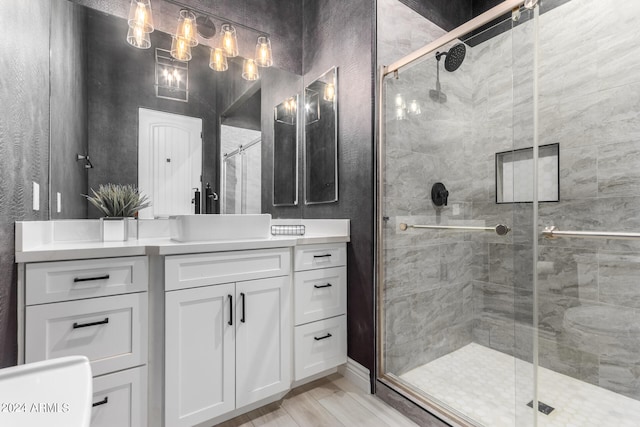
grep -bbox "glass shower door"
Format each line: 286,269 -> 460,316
533,0 -> 640,425
379,10 -> 537,426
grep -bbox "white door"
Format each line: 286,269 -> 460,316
235,276 -> 291,407
138,108 -> 202,219
165,284 -> 235,427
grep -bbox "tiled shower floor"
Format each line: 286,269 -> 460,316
400,343 -> 640,427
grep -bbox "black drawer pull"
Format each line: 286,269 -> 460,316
73,318 -> 109,329
240,293 -> 246,323
92,397 -> 108,407
73,274 -> 110,283
314,333 -> 332,341
313,254 -> 332,258
228,294 -> 233,326
314,283 -> 333,289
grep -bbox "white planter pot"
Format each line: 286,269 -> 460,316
101,217 -> 131,241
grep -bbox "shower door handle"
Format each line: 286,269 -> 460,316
542,226 -> 640,240
399,223 -> 511,236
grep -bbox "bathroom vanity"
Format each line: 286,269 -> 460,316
15,217 -> 350,427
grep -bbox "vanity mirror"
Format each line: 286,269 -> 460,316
48,0 -> 302,219
304,67 -> 338,205
273,95 -> 299,206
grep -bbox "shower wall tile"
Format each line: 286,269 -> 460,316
598,252 -> 640,309
538,337 -> 600,386
598,140 -> 640,197
384,245 -> 441,301
598,361 -> 640,401
536,246 -> 598,301
560,145 -> 598,200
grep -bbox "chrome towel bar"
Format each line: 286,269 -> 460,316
399,223 -> 511,236
542,226 -> 640,240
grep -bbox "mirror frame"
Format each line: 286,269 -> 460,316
273,94 -> 299,207
303,66 -> 338,205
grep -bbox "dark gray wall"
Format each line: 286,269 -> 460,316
301,0 -> 376,378
50,0 -> 88,219
0,0 -> 50,368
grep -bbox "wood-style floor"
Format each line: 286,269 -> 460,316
214,374 -> 419,427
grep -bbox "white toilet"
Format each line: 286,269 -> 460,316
0,356 -> 92,427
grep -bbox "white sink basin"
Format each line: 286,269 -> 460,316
169,214 -> 272,242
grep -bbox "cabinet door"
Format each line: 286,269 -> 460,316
165,284 -> 235,427
235,276 -> 291,407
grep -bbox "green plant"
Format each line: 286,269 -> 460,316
84,184 -> 151,217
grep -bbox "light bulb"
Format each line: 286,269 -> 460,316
242,58 -> 259,81
128,0 -> 154,33
171,36 -> 192,61
209,48 -> 228,72
176,10 -> 197,47
254,36 -> 273,67
126,23 -> 150,49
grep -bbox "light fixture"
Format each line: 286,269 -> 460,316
126,24 -> 151,49
323,83 -> 335,102
242,58 -> 259,81
284,97 -> 297,116
220,24 -> 239,58
171,35 -> 192,61
209,48 -> 228,72
175,9 -> 198,47
128,0 -> 154,33
255,36 -> 273,67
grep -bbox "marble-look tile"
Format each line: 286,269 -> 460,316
536,246 -> 598,301
598,252 -> 640,309
383,245 -> 441,300
560,145 -> 598,200
598,361 -> 640,401
538,336 -> 600,386
598,140 -> 640,197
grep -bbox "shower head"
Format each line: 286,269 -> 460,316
435,43 -> 467,72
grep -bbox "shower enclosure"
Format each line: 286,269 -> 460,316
377,0 -> 640,426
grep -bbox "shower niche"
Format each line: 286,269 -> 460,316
495,143 -> 559,203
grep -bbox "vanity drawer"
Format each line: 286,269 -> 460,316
25,256 -> 148,305
294,315 -> 347,381
25,293 -> 148,376
91,366 -> 147,427
294,267 -> 346,326
165,247 -> 291,291
294,243 -> 346,272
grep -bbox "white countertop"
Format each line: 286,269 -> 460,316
15,219 -> 350,263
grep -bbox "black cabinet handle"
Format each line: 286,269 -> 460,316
227,295 -> 233,326
314,283 -> 333,289
92,397 -> 108,407
313,254 -> 332,258
73,274 -> 110,283
240,293 -> 246,323
73,318 -> 109,329
314,333 -> 332,341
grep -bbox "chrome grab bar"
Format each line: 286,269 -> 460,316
399,223 -> 511,236
543,226 -> 640,240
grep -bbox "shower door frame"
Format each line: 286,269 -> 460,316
375,0 -> 531,425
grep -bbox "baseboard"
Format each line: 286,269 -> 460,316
338,358 -> 371,394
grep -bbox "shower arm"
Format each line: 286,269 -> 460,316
399,223 -> 511,236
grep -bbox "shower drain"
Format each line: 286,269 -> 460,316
526,400 -> 555,415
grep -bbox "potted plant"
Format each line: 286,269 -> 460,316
84,184 -> 151,241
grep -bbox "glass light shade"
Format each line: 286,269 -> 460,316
170,36 -> 192,61
323,83 -> 335,102
175,9 -> 198,47
126,24 -> 151,49
128,0 -> 154,33
220,24 -> 239,57
284,97 -> 297,116
242,58 -> 259,81
254,36 -> 273,67
209,48 -> 228,72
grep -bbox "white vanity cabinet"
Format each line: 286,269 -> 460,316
21,256 -> 149,427
163,248 -> 291,427
293,243 -> 347,381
